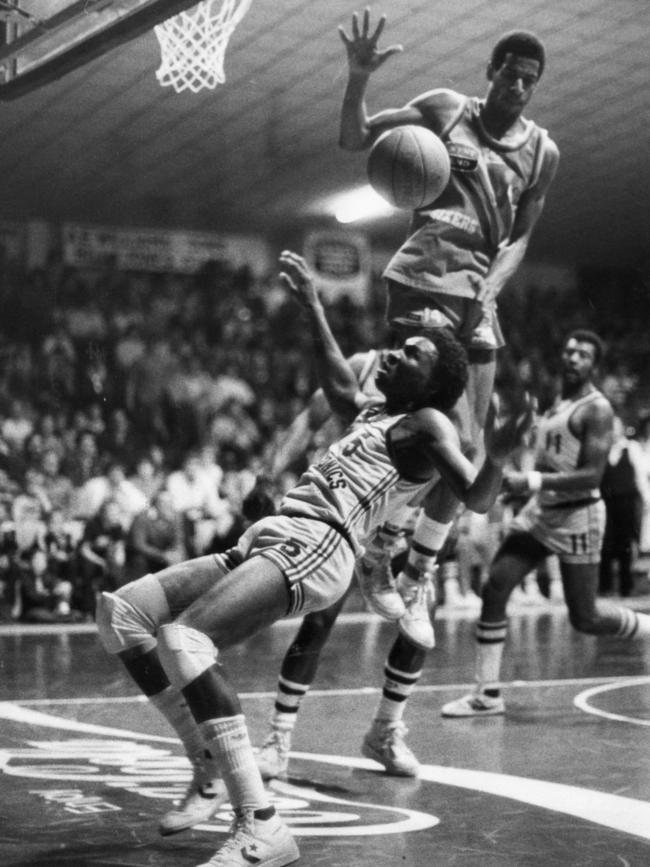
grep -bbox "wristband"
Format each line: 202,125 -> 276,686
527,471 -> 543,493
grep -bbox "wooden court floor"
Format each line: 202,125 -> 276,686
1,595 -> 650,866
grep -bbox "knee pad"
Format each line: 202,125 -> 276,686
96,573 -> 171,655
157,623 -> 218,689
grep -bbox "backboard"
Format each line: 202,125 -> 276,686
0,0 -> 201,99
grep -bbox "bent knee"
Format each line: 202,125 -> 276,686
96,574 -> 171,655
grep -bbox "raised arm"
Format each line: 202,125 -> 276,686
278,251 -> 367,425
338,9 -> 423,150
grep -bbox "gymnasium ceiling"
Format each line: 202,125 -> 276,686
0,0 -> 648,272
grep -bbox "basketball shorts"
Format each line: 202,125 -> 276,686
508,497 -> 605,565
218,514 -> 356,617
385,279 -> 505,349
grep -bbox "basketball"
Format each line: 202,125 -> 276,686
367,125 -> 451,210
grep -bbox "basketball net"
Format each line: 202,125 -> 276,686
154,0 -> 252,94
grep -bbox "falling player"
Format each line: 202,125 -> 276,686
96,251 -> 531,867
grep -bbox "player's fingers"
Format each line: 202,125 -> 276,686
351,11 -> 360,39
362,8 -> 370,37
378,45 -> 403,63
370,14 -> 386,44
338,25 -> 351,46
278,272 -> 297,293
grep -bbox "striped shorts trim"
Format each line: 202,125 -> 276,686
234,515 -> 356,617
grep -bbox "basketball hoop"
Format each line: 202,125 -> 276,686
154,0 -> 252,94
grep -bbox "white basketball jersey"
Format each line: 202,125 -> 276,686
280,407 -> 434,555
534,390 -> 603,507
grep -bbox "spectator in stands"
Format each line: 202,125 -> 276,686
166,449 -> 232,557
38,448 -> 75,519
2,398 -> 34,454
78,498 -> 128,618
128,451 -> 166,504
40,320 -> 77,404
97,407 -> 137,467
126,489 -> 185,579
599,417 -> 650,596
62,429 -> 102,489
16,542 -> 79,624
76,459 -> 147,530
12,468 -> 50,551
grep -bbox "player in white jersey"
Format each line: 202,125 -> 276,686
336,11 -> 560,650
442,330 -> 650,718
97,250 -> 531,867
255,342 -> 437,784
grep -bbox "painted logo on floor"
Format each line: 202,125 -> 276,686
0,734 -> 438,836
1,698 -> 650,841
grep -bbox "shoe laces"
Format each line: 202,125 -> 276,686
405,577 -> 435,614
210,811 -> 257,862
376,719 -> 408,748
261,727 -> 291,754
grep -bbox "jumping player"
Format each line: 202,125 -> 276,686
442,330 -> 650,717
97,251 -> 531,867
337,10 -> 559,648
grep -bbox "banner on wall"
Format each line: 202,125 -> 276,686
303,230 -> 371,303
61,223 -> 272,275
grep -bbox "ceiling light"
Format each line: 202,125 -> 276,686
332,185 -> 396,223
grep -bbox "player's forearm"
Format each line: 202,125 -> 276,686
529,466 -> 605,493
483,236 -> 529,300
339,72 -> 373,150
462,457 -> 505,513
303,301 -> 360,420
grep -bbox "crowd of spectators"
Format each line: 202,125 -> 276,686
0,248 -> 648,623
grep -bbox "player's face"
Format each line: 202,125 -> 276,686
376,337 -> 438,406
561,338 -> 597,386
486,53 -> 540,118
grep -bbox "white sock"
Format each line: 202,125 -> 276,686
270,675 -> 309,732
374,661 -> 422,724
200,714 -> 269,813
475,620 -> 508,692
403,516 -> 452,582
616,608 -> 650,639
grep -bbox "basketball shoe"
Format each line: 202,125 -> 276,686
361,719 -> 420,777
159,753 -> 228,836
396,571 -> 436,650
441,691 -> 505,718
196,809 -> 299,867
355,551 -> 406,620
255,727 -> 292,780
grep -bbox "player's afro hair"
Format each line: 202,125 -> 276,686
427,328 -> 469,412
491,31 -> 546,78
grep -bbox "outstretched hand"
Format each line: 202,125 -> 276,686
338,9 -> 403,75
484,391 -> 536,464
278,250 -> 320,309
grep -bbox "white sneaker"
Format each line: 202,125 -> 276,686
355,551 -> 406,620
441,692 -> 505,718
255,728 -> 291,780
196,809 -> 299,867
361,719 -> 420,777
159,754 -> 228,836
397,574 -> 435,650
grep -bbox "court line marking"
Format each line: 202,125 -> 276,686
574,677 -> 650,727
7,674 -> 650,705
1,702 -> 649,843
